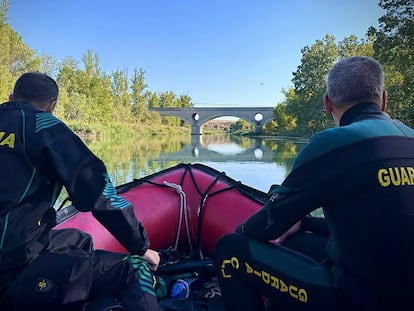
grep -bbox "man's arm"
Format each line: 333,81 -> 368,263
32,117 -> 150,255
89,173 -> 150,255
237,133 -> 327,242
238,184 -> 316,241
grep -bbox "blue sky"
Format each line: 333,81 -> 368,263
8,0 -> 384,108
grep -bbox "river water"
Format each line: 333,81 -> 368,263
83,133 -> 308,193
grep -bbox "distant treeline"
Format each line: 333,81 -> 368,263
1,0 -> 412,136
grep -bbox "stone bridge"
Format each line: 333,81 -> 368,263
151,107 -> 274,135
150,137 -> 273,162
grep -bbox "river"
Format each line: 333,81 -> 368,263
55,133 -> 308,208
55,133 -> 309,213
83,133 -> 307,193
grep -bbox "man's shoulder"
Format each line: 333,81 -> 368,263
0,101 -> 34,112
306,127 -> 344,149
293,125 -> 370,169
35,112 -> 64,133
293,119 -> 414,169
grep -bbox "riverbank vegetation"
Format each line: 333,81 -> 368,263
1,0 -> 412,138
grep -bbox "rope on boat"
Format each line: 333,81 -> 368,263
163,181 -> 193,258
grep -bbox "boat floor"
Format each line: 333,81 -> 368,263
85,254 -> 226,311
156,251 -> 226,311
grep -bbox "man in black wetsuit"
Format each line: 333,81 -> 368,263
0,72 -> 160,310
215,56 -> 414,311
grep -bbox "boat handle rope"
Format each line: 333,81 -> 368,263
194,173 -> 234,260
163,181 -> 193,260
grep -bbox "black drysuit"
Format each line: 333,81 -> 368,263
0,102 -> 157,310
215,102 -> 414,311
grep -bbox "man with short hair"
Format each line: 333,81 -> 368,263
0,72 -> 160,310
215,56 -> 414,310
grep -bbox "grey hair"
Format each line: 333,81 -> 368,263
326,56 -> 384,107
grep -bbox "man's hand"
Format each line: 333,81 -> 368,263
143,249 -> 160,271
273,221 -> 301,244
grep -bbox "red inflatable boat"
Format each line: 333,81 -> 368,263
56,162 -> 267,259
55,163 -> 268,309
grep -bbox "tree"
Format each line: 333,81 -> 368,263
111,69 -> 132,122
145,90 -> 160,108
0,0 -> 40,101
78,50 -> 112,123
130,68 -> 148,120
56,58 -> 85,120
228,119 -> 254,134
177,94 -> 193,108
369,0 -> 414,126
271,89 -> 297,134
39,53 -> 60,78
159,91 -> 178,126
337,35 -> 374,58
0,0 -> 8,23
56,52 -> 113,124
283,34 -> 374,136
289,35 -> 338,134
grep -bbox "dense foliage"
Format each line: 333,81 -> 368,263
0,1 -> 191,134
369,0 -> 414,126
268,0 -> 413,136
1,0 -> 412,136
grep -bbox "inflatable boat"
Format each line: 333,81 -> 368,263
55,163 -> 268,310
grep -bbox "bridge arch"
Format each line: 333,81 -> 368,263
151,107 -> 274,135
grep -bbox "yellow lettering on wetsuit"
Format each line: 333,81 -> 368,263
378,167 -> 414,187
0,132 -> 15,148
244,261 -> 308,303
220,257 -> 240,278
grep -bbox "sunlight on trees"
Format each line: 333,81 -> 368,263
1,0 -> 412,135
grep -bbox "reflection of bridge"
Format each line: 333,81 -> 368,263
151,138 -> 274,162
151,107 -> 274,135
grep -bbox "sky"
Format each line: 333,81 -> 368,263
8,0 -> 385,108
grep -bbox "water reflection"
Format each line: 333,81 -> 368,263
56,134 -> 307,207
155,136 -> 274,163
86,134 -> 307,188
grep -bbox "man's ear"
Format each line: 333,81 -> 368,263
381,90 -> 387,112
323,94 -> 333,115
45,100 -> 57,113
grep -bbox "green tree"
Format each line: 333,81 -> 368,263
56,57 -> 79,95
0,0 -> 7,22
228,119 -> 254,134
56,58 -> 87,120
56,52 -> 113,124
130,68 -> 148,120
271,89 -> 297,134
337,35 -> 374,58
79,50 -> 112,123
145,90 -> 160,108
111,69 -> 132,122
175,94 -> 193,126
177,94 -> 193,108
159,91 -> 176,108
369,0 -> 414,126
159,91 -> 179,126
39,53 -> 59,78
0,0 -> 40,101
283,34 -> 374,135
289,35 -> 338,134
